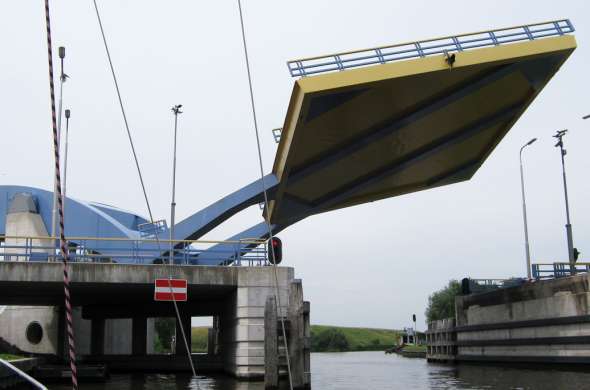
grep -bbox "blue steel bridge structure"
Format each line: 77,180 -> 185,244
0,19 -> 577,267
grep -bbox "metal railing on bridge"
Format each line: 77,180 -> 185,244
0,235 -> 269,266
287,19 -> 574,77
532,262 -> 590,279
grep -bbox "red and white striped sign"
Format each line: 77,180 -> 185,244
154,279 -> 187,301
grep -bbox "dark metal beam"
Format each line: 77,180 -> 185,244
287,63 -> 520,184
312,101 -> 525,212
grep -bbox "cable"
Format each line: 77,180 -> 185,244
44,1 -> 78,389
236,1 -> 294,389
91,0 -> 196,379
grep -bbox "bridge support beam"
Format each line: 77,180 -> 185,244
90,318 -> 105,356
132,316 -> 147,356
175,314 -> 191,356
264,295 -> 278,389
288,280 -> 311,389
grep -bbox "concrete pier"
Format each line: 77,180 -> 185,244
264,295 -> 278,389
426,273 -> 590,364
0,262 -> 306,380
425,318 -> 456,362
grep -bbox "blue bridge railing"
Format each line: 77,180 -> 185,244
0,235 -> 269,266
287,19 -> 574,77
532,262 -> 590,279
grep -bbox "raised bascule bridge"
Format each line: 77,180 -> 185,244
0,20 -> 576,387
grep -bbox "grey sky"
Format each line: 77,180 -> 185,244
1,1 -> 589,330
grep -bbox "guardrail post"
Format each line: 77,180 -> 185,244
452,37 -> 463,52
415,42 -> 425,57
264,295 -> 278,389
523,26 -> 534,40
375,48 -> 385,64
554,21 -> 564,35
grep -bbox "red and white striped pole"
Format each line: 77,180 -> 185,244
43,1 -> 78,389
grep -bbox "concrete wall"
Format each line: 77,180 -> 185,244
219,267 -> 293,379
0,306 -> 59,354
0,261 -> 300,378
3,210 -> 53,261
0,306 -> 134,357
455,274 -> 590,363
0,201 -> 62,355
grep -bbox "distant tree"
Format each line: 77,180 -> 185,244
154,318 -> 175,353
425,279 -> 461,323
311,327 -> 350,352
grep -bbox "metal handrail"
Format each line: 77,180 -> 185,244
0,235 -> 269,265
287,19 -> 574,77
0,358 -> 47,390
532,262 -> 590,279
0,234 -> 265,245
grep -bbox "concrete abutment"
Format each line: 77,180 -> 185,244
0,262 -> 310,386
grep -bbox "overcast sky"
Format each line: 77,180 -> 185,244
1,1 -> 589,330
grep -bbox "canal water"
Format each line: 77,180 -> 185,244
40,351 -> 590,389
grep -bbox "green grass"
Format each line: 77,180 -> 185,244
400,344 -> 427,353
0,354 -> 24,361
311,325 -> 399,352
191,327 -> 209,353
190,325 -> 400,353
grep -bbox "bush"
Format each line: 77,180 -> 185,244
425,279 -> 461,323
311,327 -> 349,352
154,318 -> 175,353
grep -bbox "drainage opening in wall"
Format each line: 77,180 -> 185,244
26,321 -> 43,344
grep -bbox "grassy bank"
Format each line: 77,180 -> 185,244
191,325 -> 399,353
0,354 -> 23,361
191,327 -> 208,353
311,325 -> 398,352
400,344 -> 426,353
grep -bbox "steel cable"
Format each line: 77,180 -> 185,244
91,0 -> 196,379
236,1 -> 294,389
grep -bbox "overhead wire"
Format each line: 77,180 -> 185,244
235,1 -> 294,389
91,0 -> 197,379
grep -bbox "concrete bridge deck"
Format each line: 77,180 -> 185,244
0,262 -> 288,307
0,262 -> 301,380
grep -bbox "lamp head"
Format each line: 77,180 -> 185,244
58,46 -> 65,59
527,138 -> 537,146
553,129 -> 567,140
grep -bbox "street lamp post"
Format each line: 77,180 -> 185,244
63,109 -> 71,216
519,138 -> 537,279
553,130 -> 576,269
412,314 -> 417,345
51,46 -> 68,250
169,104 -> 182,265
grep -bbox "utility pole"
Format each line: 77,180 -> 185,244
553,130 -> 576,271
63,109 -> 71,216
519,138 -> 537,278
52,46 -> 68,254
169,104 -> 182,265
412,314 -> 417,345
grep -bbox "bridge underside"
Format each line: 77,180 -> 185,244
0,262 -> 303,380
269,35 -> 576,226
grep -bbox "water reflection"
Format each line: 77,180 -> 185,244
28,352 -> 590,390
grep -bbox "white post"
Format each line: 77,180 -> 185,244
63,109 -> 71,218
51,46 -> 67,257
519,138 -> 536,278
169,105 -> 182,265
